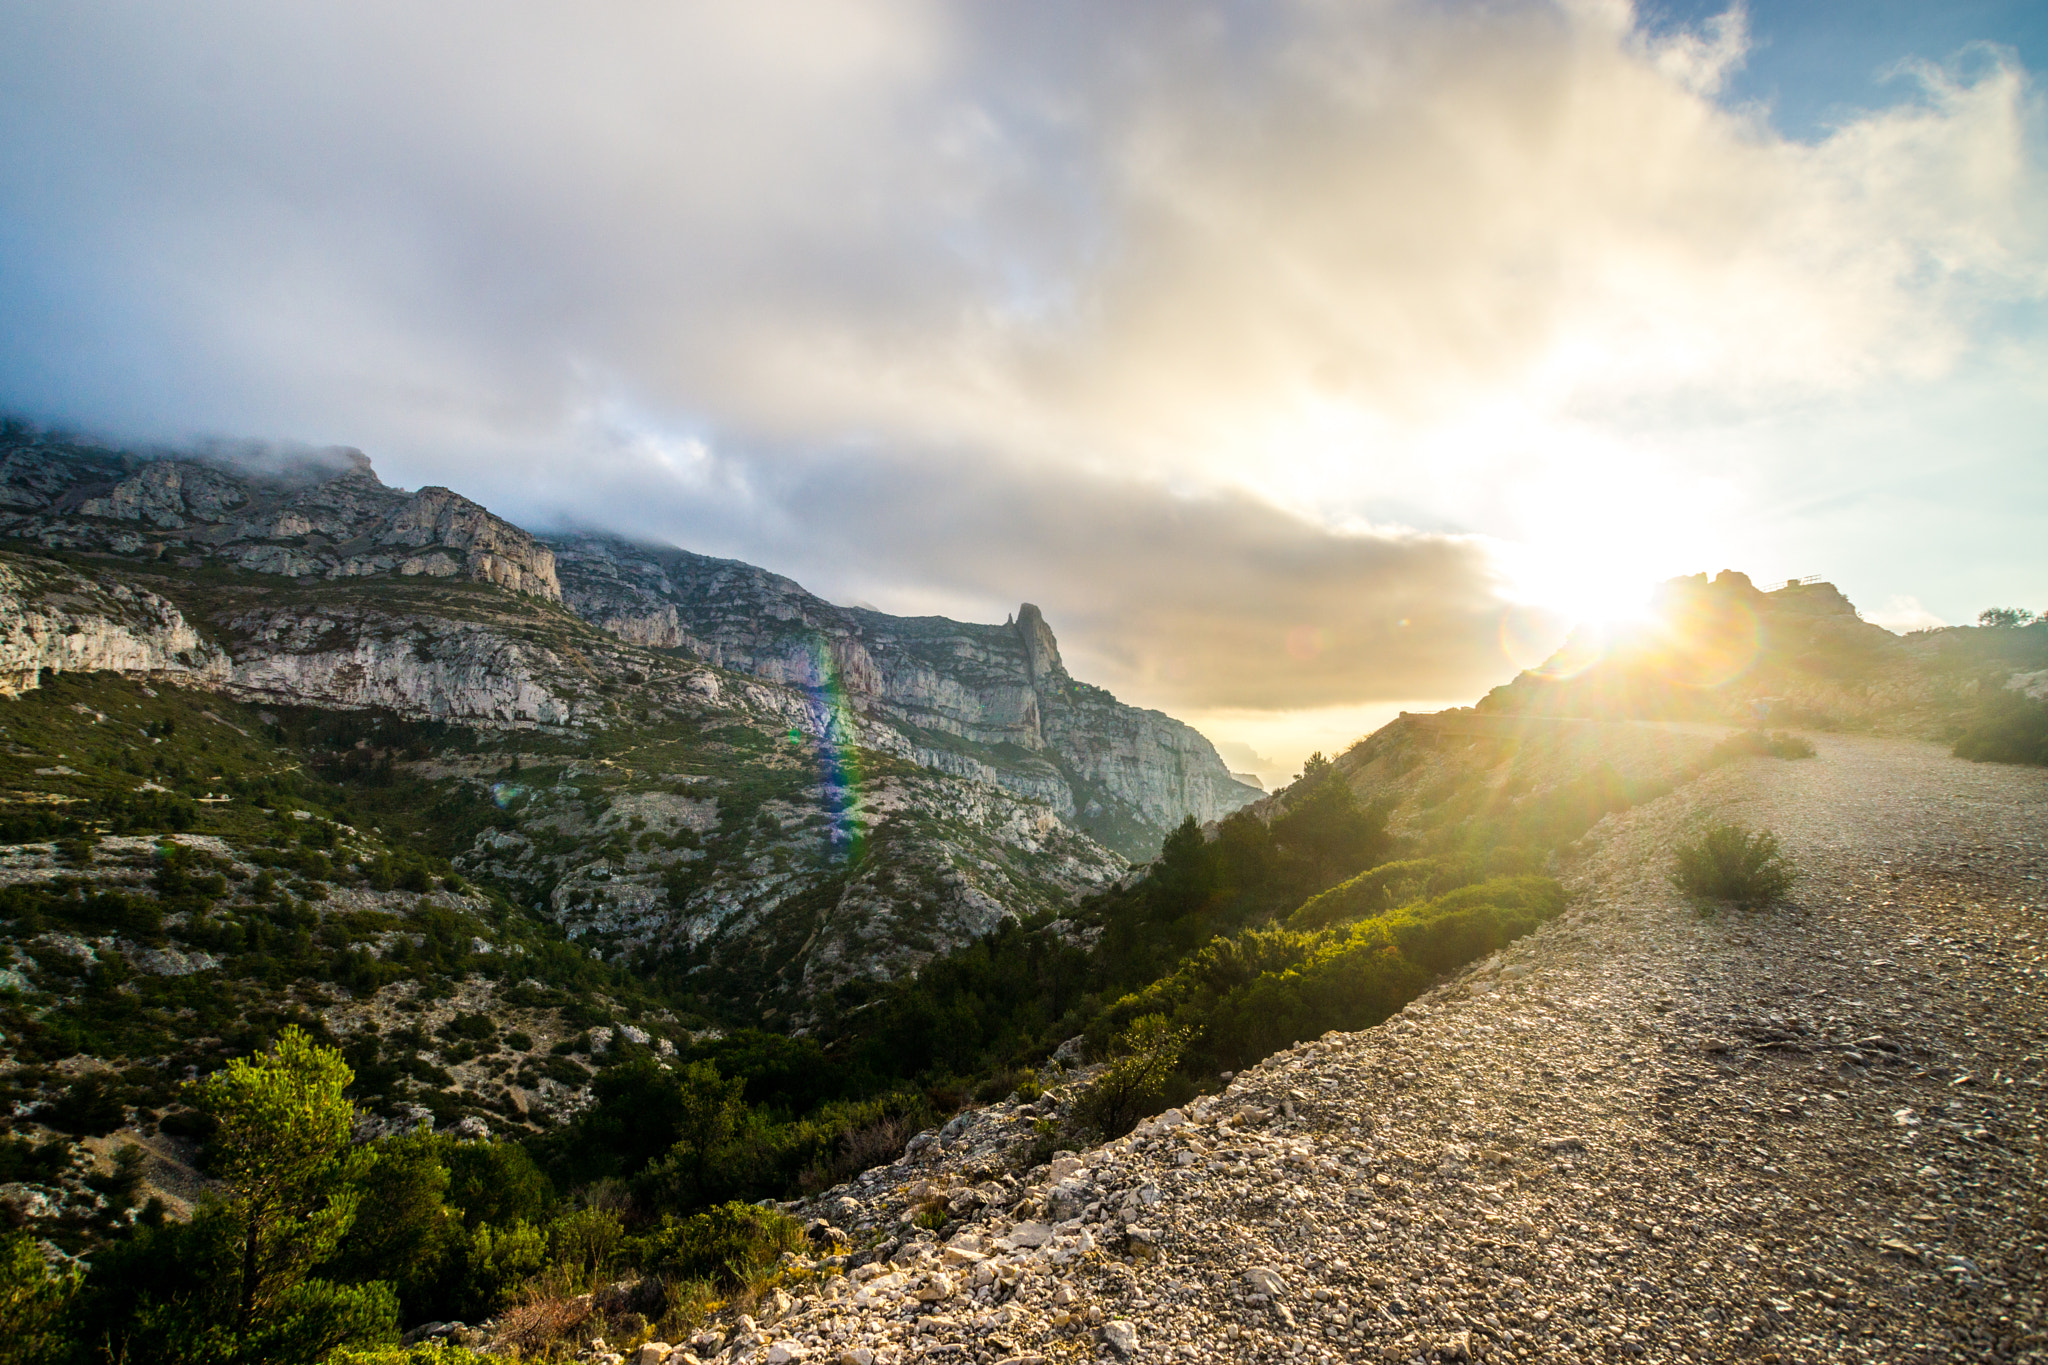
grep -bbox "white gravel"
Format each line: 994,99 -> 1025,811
703,730 -> 2047,1365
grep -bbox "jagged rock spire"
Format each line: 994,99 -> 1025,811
1013,603 -> 1064,683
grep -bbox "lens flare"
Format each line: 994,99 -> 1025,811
1285,625 -> 1328,661
1645,589 -> 1761,689
796,635 -> 865,859
1529,623 -> 1609,680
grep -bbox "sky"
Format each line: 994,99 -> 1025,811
1,0 -> 2043,789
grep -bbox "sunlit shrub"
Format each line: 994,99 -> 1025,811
1709,729 -> 1815,763
1075,1014 -> 1190,1139
635,1202 -> 802,1292
1953,695 -> 2048,767
1670,822 -> 1795,908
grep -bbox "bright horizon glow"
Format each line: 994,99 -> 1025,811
1187,700 -> 1476,794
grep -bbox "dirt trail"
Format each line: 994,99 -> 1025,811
746,733 -> 2048,1365
1136,730 -> 2048,1364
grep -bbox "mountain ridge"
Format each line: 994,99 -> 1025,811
0,424 -> 1265,1037
0,427 -> 1258,857
550,531 -> 1260,854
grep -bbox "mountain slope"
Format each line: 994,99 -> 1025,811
551,533 -> 1261,856
0,428 -> 1265,1024
772,728 -> 2045,1365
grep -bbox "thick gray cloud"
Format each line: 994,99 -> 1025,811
544,441 -> 1550,710
0,0 -> 2042,740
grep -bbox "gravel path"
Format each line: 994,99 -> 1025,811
680,731 -> 2047,1365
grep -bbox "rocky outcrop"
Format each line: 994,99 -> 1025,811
0,552 -> 229,696
219,604 -> 582,726
552,535 -> 1261,854
1476,569 -> 1984,733
0,434 -> 1247,853
0,433 -> 559,600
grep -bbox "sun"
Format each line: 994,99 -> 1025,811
1496,539 -> 1662,636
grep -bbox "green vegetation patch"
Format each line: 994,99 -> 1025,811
1092,874 -> 1565,1078
1953,694 -> 2048,767
1670,822 -> 1797,909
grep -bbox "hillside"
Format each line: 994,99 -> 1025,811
0,428 -> 1267,1022
0,427 -> 1257,861
3,479 -> 2042,1363
771,728 -> 2045,1365
1475,569 -> 2048,735
551,534 -> 1261,856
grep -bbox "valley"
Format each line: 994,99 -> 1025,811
0,429 -> 2043,1363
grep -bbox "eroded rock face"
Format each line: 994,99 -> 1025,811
0,553 -> 229,697
0,436 -> 559,601
0,434 -> 1168,998
221,605 -> 581,725
552,535 -> 1261,855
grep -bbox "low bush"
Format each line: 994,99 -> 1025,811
329,1344 -> 496,1365
1709,729 -> 1816,762
1286,850 -> 1545,931
1095,875 -> 1567,1077
635,1202 -> 803,1291
1074,1014 -> 1190,1138
1670,823 -> 1795,908
43,1073 -> 127,1136
0,1228 -> 80,1363
1953,694 -> 2048,767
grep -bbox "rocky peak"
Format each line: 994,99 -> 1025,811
552,534 -> 1260,855
0,435 -> 559,601
369,486 -> 560,599
1765,578 -> 1859,618
1478,568 -> 1931,726
1012,603 -> 1064,683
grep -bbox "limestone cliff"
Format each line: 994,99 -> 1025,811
551,534 -> 1262,855
0,552 -> 229,697
0,432 -> 558,600
0,430 -> 1237,1001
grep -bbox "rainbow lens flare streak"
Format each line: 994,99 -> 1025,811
795,636 -> 864,860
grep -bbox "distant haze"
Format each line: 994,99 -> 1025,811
2,1 -> 2043,778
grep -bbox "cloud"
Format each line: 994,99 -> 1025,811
0,1 -> 2042,720
1865,595 -> 1949,634
1211,740 -> 1275,776
541,440 -> 1554,712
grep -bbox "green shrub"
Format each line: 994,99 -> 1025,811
1097,875 -> 1567,1074
1709,729 -> 1815,763
44,1073 -> 127,1136
1670,823 -> 1795,908
0,1136 -> 73,1185
328,1344 -> 496,1365
1288,859 -> 1441,929
1953,694 -> 2048,767
635,1202 -> 802,1291
0,1228 -> 80,1364
546,1207 -> 624,1290
451,1220 -> 547,1318
1285,851 -> 1545,930
1074,1014 -> 1190,1139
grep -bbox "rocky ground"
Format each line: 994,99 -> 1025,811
623,730 -> 2044,1365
